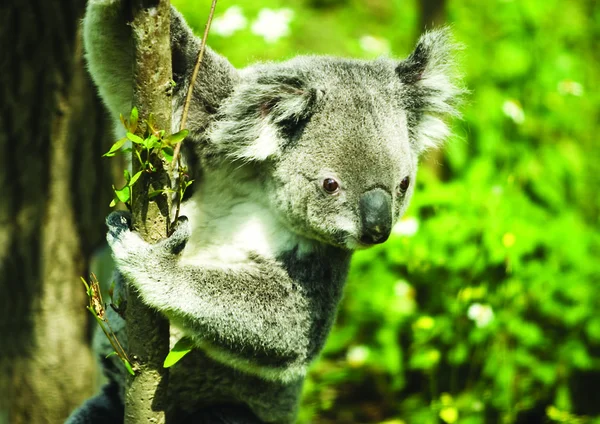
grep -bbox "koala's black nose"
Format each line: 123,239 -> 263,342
359,188 -> 392,245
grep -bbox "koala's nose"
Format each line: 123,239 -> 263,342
359,188 -> 392,245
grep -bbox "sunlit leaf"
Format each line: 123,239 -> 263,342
126,132 -> 144,145
148,189 -> 165,199
164,337 -> 194,368
113,185 -> 130,203
129,107 -> 139,133
129,170 -> 143,187
103,137 -> 127,157
144,135 -> 160,150
162,146 -> 174,162
123,359 -> 135,376
165,129 -> 189,146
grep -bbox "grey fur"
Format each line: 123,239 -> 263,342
69,1 -> 461,423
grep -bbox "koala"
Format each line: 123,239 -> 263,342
67,1 -> 461,423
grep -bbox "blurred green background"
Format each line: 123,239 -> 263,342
173,0 -> 599,422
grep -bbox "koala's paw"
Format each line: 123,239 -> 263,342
160,216 -> 191,255
106,210 -> 131,241
106,211 -> 147,262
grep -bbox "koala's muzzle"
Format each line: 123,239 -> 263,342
359,188 -> 392,245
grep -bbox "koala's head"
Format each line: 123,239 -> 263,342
207,29 -> 462,250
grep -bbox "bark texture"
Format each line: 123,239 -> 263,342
125,0 -> 173,422
0,0 -> 114,423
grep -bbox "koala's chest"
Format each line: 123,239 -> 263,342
178,195 -> 298,266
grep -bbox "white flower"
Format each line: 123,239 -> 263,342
212,6 -> 247,37
251,8 -> 294,43
359,35 -> 390,56
502,100 -> 525,124
557,80 -> 584,97
394,279 -> 412,297
392,217 -> 419,237
346,345 -> 369,367
467,303 -> 494,328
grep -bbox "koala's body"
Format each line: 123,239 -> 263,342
68,1 -> 461,423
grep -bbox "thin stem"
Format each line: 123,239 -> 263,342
171,0 -> 218,170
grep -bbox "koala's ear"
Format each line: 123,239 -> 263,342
209,72 -> 320,161
396,28 -> 463,154
170,8 -> 238,136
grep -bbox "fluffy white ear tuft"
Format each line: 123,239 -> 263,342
208,72 -> 318,162
396,28 -> 464,154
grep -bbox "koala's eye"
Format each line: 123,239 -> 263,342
398,176 -> 410,194
322,178 -> 340,194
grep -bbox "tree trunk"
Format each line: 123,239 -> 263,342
124,1 -> 173,422
0,0 -> 114,422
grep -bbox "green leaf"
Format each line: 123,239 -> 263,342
109,198 -> 117,207
129,170 -> 143,187
165,129 -> 189,146
80,277 -> 91,295
123,169 -> 131,183
164,337 -> 194,368
113,185 -> 130,203
162,146 -> 174,163
119,113 -> 126,130
147,113 -> 156,134
129,107 -> 139,133
126,132 -> 144,145
106,351 -> 117,359
148,189 -> 165,199
103,137 -> 127,157
144,135 -> 160,150
123,359 -> 135,376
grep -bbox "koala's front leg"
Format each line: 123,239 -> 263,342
106,212 -> 311,380
83,0 -> 135,120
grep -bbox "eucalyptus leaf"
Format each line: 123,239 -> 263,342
103,137 -> 127,157
129,107 -> 139,133
129,170 -> 143,187
164,337 -> 194,368
162,146 -> 174,163
148,189 -> 165,199
126,132 -> 144,145
123,359 -> 135,376
114,185 -> 130,203
165,129 -> 189,146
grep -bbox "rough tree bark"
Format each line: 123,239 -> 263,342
124,0 -> 173,422
0,0 -> 114,422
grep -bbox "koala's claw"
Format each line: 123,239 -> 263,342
163,215 -> 191,255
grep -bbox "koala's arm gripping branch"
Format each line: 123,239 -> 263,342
107,214 -> 312,381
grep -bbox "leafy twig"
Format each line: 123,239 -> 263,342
82,274 -> 134,375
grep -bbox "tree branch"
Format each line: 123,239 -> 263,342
126,0 -> 173,422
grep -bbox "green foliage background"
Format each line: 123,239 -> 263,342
173,0 -> 599,422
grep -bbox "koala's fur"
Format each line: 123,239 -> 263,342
67,1 -> 462,423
